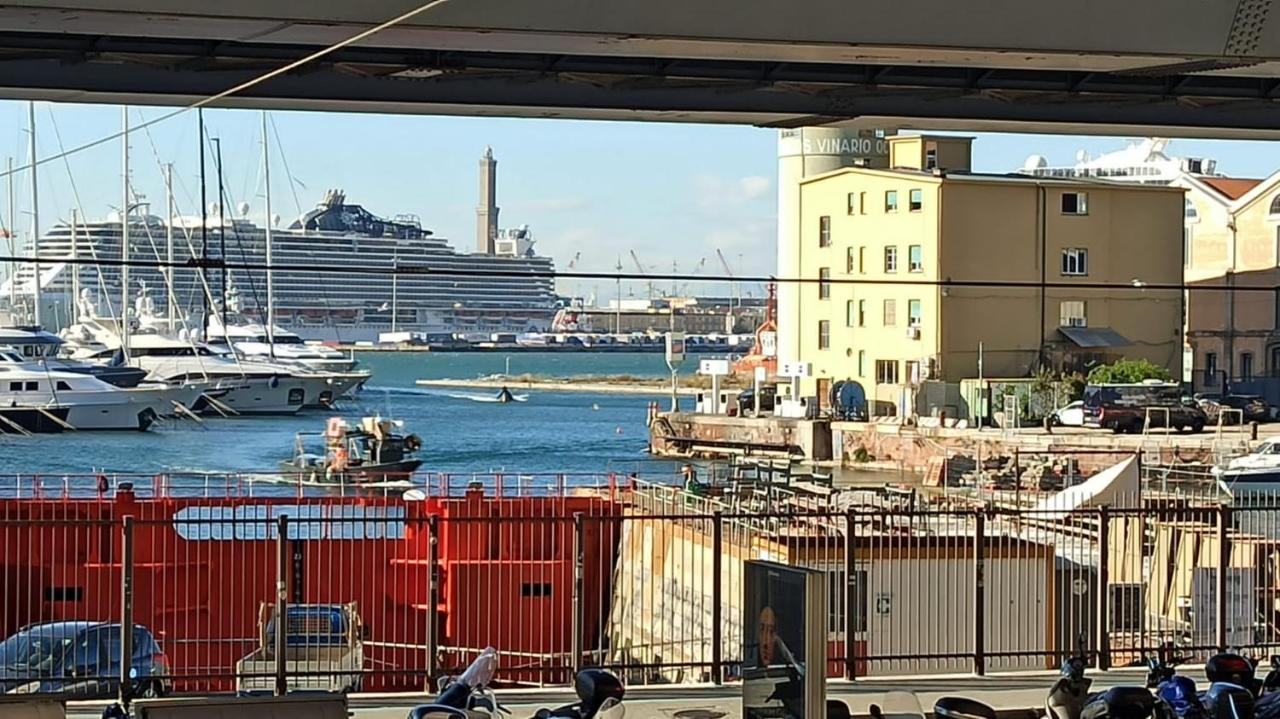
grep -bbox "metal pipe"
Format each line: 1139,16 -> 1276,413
1095,506 -> 1111,670
275,514 -> 289,696
119,516 -> 136,708
571,512 -> 584,677
711,510 -> 723,684
972,511 -> 985,676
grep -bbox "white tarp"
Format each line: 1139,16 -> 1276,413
1033,455 -> 1138,516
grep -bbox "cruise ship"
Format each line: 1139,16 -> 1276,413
1,149 -> 559,343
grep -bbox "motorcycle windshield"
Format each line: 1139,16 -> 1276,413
597,697 -> 626,719
879,692 -> 925,719
458,647 -> 499,690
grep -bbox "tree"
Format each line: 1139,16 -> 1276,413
1086,358 -> 1172,384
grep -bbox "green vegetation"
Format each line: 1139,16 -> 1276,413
1085,358 -> 1173,385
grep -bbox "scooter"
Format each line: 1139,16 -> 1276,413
1202,653 -> 1257,719
407,648 -> 625,719
1046,640 -> 1165,719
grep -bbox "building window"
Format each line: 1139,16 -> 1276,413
908,299 -> 922,327
885,190 -> 899,212
1270,194 -> 1280,217
909,189 -> 923,212
1061,192 -> 1089,215
1061,248 -> 1089,276
883,299 -> 897,327
846,300 -> 857,327
859,192 -> 866,214
846,248 -> 856,273
818,267 -> 831,299
884,246 -> 898,273
908,245 -> 923,272
875,359 -> 899,384
818,320 -> 830,350
857,350 -> 866,377
858,247 -> 866,273
924,142 -> 938,170
1059,300 -> 1087,327
1242,352 -> 1255,381
1205,352 -> 1218,385
905,360 -> 920,384
858,300 -> 866,327
1186,227 -> 1194,268
819,216 -> 831,247
847,193 -> 858,215
1185,199 -> 1199,222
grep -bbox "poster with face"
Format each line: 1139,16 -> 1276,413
742,561 -> 808,719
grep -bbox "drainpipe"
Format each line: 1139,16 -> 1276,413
1226,219 -> 1237,388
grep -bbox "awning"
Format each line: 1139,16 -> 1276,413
1058,325 -> 1131,348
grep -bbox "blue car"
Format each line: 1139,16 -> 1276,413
0,622 -> 172,698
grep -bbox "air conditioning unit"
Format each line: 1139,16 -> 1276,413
1066,317 -> 1087,328
905,326 -> 921,340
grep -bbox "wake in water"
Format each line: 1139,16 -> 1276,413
446,392 -> 529,403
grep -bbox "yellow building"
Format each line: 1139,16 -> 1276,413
794,135 -> 1185,415
1174,173 -> 1280,389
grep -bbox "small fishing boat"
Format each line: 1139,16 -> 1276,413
496,387 -> 514,403
282,415 -> 423,484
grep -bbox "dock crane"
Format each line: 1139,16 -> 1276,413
716,249 -> 740,311
628,249 -> 654,300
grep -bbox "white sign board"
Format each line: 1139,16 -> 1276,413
665,332 -> 686,365
760,331 -> 777,358
699,359 -> 731,376
754,366 -> 768,383
779,362 -> 812,378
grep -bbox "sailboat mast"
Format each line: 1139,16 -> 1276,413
213,137 -> 227,334
121,106 -> 131,361
262,111 -> 275,354
165,163 -> 175,327
6,157 -> 14,312
28,102 -> 40,329
70,209 -> 79,318
199,108 -> 209,340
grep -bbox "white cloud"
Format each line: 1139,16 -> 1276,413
692,174 -> 773,212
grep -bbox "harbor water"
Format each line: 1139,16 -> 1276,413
0,352 -> 690,481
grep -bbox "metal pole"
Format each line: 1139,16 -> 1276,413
425,515 -> 439,687
972,511 -> 985,676
711,511 -> 723,684
6,157 -> 16,311
571,512 -> 585,676
119,516 -> 136,708
262,112 -> 276,353
165,163 -> 175,327
199,108 -> 209,338
1095,507 -> 1111,671
1013,447 -> 1021,508
213,137 -> 228,333
1216,505 -> 1231,653
121,106 -> 130,360
70,209 -> 79,319
28,103 -> 40,328
275,515 -> 289,696
844,509 -> 857,680
670,368 -> 678,412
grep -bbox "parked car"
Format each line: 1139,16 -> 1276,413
0,622 -> 171,698
1220,394 -> 1272,423
737,386 -> 777,414
236,603 -> 364,695
1082,381 -> 1207,434
1050,400 -> 1086,427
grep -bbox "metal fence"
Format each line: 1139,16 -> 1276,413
4,481 -> 1280,703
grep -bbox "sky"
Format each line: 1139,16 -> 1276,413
2,100 -> 1280,300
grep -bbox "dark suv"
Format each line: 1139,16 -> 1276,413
0,622 -> 171,698
1083,382 -> 1207,434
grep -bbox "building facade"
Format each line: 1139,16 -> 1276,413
795,135 -> 1185,414
1175,173 -> 1280,389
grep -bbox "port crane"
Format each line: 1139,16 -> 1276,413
716,249 -> 740,311
628,249 -> 654,300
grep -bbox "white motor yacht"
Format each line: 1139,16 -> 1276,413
61,321 -> 322,416
0,347 -> 201,431
1212,438 -> 1280,497
205,313 -> 360,373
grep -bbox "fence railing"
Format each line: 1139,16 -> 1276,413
4,486 -> 1280,704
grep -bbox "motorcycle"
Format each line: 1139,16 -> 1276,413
1146,648 -> 1203,719
1202,653 -> 1257,719
870,693 -> 997,719
407,648 -> 625,719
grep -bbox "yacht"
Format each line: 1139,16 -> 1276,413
206,316 -> 360,373
0,347 -> 202,431
61,318 -> 328,416
0,326 -> 148,388
1212,438 -> 1280,496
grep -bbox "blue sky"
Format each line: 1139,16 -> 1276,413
2,100 -> 1279,299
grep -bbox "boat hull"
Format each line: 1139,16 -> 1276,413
279,458 -> 423,484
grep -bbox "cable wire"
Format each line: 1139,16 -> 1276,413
0,0 -> 454,181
